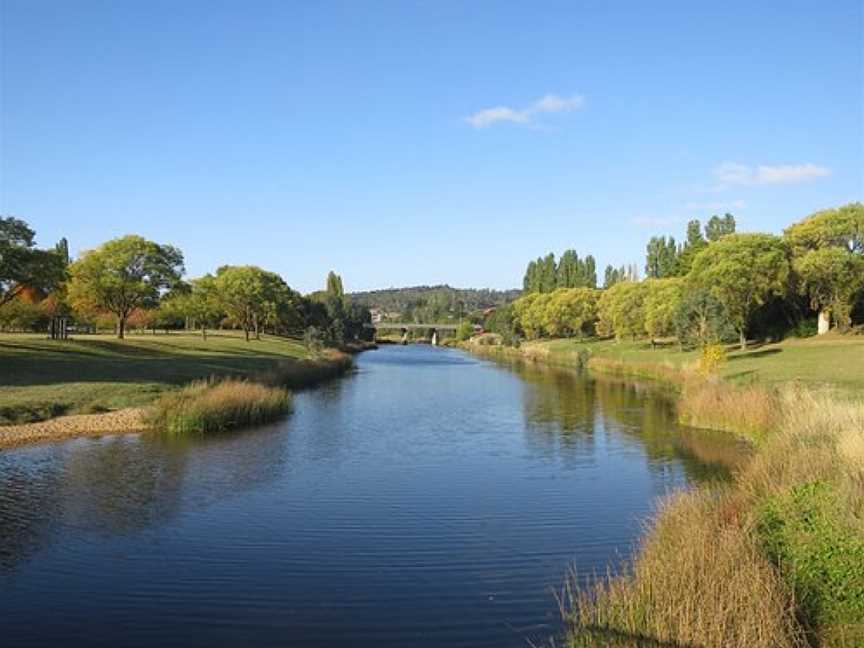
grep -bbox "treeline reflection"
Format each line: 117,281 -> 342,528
505,358 -> 747,480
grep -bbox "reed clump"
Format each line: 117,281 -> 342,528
147,378 -> 292,434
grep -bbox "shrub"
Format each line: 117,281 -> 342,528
757,481 -> 864,637
698,343 -> 727,375
791,317 -> 818,338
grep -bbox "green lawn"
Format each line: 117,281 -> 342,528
531,333 -> 864,394
0,331 -> 312,424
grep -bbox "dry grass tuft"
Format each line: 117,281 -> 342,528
678,376 -> 781,441
147,378 -> 292,434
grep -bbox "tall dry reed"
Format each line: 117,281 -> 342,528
148,378 -> 292,434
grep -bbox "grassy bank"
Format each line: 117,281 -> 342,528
530,333 -> 864,395
466,335 -> 864,646
0,331 -> 355,425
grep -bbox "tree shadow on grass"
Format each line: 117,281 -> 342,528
728,347 -> 783,361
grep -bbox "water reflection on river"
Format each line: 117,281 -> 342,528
0,345 -> 744,647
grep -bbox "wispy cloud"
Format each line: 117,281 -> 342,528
685,199 -> 747,211
466,94 -> 585,128
713,162 -> 830,188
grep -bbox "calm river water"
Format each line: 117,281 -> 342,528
0,345 -> 743,647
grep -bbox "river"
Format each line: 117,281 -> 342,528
0,345 -> 743,647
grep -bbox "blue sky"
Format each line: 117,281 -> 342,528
2,1 -> 861,293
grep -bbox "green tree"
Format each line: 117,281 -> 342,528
583,255 -> 597,288
643,277 -> 684,344
542,288 -> 599,338
785,203 -> 864,333
672,289 -> 734,349
784,202 -> 863,254
67,235 -> 184,339
55,237 -> 70,265
793,248 -> 864,333
523,260 -> 538,292
688,233 -> 790,349
0,217 -> 66,309
645,236 -> 678,278
170,274 -> 222,340
597,281 -> 648,341
214,265 -> 269,341
676,219 -> 708,275
326,270 -> 345,299
705,213 -> 736,242
539,253 -> 557,293
556,250 -> 580,288
603,265 -> 624,288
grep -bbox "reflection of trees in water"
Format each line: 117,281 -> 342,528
592,375 -> 742,482
511,360 -> 598,459
504,357 -> 744,481
0,424 -> 292,570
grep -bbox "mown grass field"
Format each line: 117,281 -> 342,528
532,332 -> 864,394
0,331 -> 313,424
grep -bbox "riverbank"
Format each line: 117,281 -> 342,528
0,331 -> 362,447
466,335 -> 864,646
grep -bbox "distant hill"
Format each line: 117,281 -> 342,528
348,285 -> 521,322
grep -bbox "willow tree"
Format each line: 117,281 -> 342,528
67,235 -> 184,338
688,233 -> 790,349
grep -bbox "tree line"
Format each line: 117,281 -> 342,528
487,203 -> 863,349
350,285 -> 520,324
0,221 -> 371,346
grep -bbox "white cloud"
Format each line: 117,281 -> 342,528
713,162 -> 830,188
685,199 -> 747,211
466,94 -> 585,128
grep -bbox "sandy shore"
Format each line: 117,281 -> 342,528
0,408 -> 149,450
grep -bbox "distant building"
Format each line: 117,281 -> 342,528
369,308 -> 383,324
